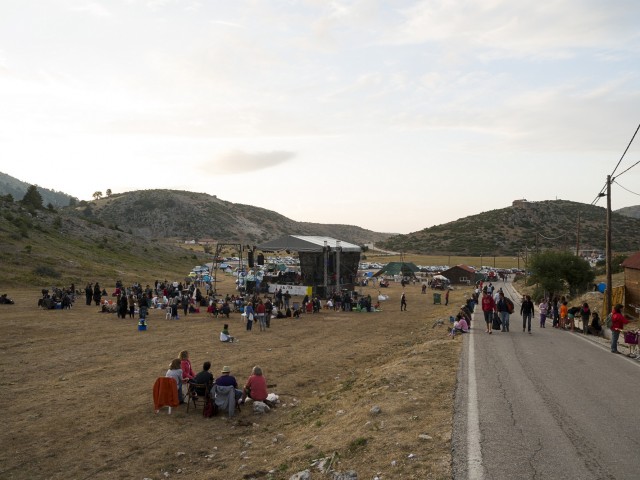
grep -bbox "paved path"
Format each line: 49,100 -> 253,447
452,286 -> 640,479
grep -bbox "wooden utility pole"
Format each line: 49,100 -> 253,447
576,212 -> 581,256
605,176 -> 613,315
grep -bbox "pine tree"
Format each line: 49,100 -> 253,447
21,185 -> 43,210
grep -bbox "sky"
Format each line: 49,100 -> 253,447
1,0 -> 639,234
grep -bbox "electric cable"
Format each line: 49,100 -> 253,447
613,179 -> 640,196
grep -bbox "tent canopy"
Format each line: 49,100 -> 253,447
374,262 -> 419,277
258,235 -> 361,253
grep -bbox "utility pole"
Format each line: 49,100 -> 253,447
576,211 -> 581,256
605,176 -> 612,315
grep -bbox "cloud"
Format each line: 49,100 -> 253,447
206,150 -> 296,174
68,1 -> 112,17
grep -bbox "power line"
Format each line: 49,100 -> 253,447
611,122 -> 640,177
612,158 -> 640,180
613,179 -> 640,196
591,122 -> 640,205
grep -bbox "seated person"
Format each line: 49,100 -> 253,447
192,361 -> 214,396
285,307 -> 292,318
241,365 -> 268,404
453,315 -> 469,333
165,358 -> 185,404
214,365 -> 243,403
588,312 -> 603,336
220,324 -> 235,342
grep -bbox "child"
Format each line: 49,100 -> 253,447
220,324 -> 235,343
539,299 -> 548,328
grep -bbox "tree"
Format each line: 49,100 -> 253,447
21,185 -> 43,210
528,250 -> 595,298
106,189 -> 112,197
93,191 -> 103,200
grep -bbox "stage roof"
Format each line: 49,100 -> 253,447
258,235 -> 362,253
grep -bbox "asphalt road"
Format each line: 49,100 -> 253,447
452,284 -> 640,479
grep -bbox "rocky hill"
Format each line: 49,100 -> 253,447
73,189 -> 393,246
380,199 -> 640,255
617,205 -> 640,219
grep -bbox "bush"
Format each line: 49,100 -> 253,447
33,266 -> 61,278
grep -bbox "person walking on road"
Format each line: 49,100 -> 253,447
610,303 -> 629,354
538,298 -> 548,328
521,295 -> 534,334
496,291 -> 510,332
481,289 -> 496,334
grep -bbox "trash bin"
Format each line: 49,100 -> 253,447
433,293 -> 441,305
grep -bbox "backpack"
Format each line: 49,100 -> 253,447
605,314 -> 612,329
504,298 -> 514,314
203,397 -> 218,418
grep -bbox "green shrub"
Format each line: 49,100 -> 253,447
33,266 -> 61,278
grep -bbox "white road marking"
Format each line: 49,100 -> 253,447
467,320 -> 484,479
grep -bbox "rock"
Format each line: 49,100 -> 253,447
391,460 -> 397,466
408,453 -> 417,459
369,405 -> 381,415
253,401 -> 270,413
336,410 -> 345,416
289,469 -> 311,480
418,434 -> 433,441
176,452 -> 186,456
332,471 -> 358,479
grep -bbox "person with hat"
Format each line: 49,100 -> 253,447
214,365 -> 243,402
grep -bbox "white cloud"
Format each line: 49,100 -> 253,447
68,0 -> 112,17
206,150 -> 296,174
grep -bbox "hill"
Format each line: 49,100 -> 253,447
0,171 -> 78,207
72,189 -> 393,245
380,200 -> 640,255
617,205 -> 640,219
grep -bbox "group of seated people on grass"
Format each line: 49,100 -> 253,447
165,350 -> 270,414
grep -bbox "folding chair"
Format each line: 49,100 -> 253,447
153,377 -> 179,414
186,383 -> 210,413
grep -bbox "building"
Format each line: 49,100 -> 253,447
621,251 -> 640,318
442,265 -> 476,285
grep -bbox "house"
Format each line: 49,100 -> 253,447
621,251 -> 640,318
442,265 -> 476,285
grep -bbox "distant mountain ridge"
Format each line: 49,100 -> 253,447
380,199 -> 640,255
0,172 -> 78,207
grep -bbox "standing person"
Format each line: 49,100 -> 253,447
93,283 -> 101,306
128,294 -> 136,319
400,292 -> 407,311
559,301 -> 568,329
241,365 -> 269,404
496,291 -> 510,332
539,298 -> 548,328
256,299 -> 266,331
283,291 -> 291,310
85,284 -> 92,306
264,297 -> 273,328
552,297 -> 560,328
580,302 -> 591,334
181,294 -> 189,317
244,302 -> 254,331
481,289 -> 496,334
445,289 -> 449,306
520,295 -> 535,334
610,303 -> 629,354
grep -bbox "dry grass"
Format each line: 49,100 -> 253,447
0,276 -> 469,479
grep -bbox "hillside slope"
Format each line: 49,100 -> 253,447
381,200 -> 640,255
617,205 -> 640,219
74,189 -> 393,245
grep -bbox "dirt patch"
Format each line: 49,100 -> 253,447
0,280 -> 467,479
